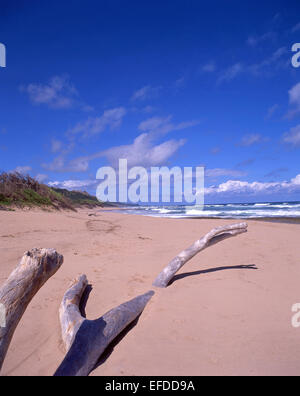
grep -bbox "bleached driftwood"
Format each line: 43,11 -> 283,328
55,275 -> 154,376
0,248 -> 63,371
59,274 -> 88,352
0,304 -> 5,329
153,222 -> 248,288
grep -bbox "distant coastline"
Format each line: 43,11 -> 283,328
104,201 -> 300,220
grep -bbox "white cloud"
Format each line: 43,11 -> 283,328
131,85 -> 161,101
205,168 -> 246,179
48,172 -> 300,198
51,139 -> 63,153
204,174 -> 300,196
265,104 -> 279,119
239,134 -> 266,147
44,133 -> 186,174
13,166 -> 32,174
81,104 -> 95,112
246,32 -> 276,47
218,47 -> 287,84
247,36 -> 259,47
283,124 -> 300,146
291,174 -> 300,184
138,116 -> 172,132
264,168 -> 288,179
103,133 -> 186,168
235,158 -> 255,168
48,179 -> 97,190
44,135 -> 79,173
46,114 -> 198,173
42,108 -> 125,171
289,82 -> 300,106
249,47 -> 287,76
35,174 -> 48,183
174,76 -> 186,89
138,115 -> 200,135
142,105 -> 155,114
211,147 -> 220,155
77,114 -> 199,169
287,82 -> 300,118
42,156 -> 89,173
202,61 -> 216,73
21,75 -> 77,109
291,22 -> 300,33
218,63 -> 243,84
68,107 -> 126,138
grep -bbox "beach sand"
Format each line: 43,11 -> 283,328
0,208 -> 300,376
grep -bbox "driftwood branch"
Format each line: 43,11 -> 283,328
0,248 -> 63,371
153,222 -> 248,288
59,274 -> 88,352
55,275 -> 154,376
0,304 -> 5,329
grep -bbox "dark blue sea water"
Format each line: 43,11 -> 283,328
113,201 -> 300,219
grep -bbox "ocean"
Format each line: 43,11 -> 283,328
112,201 -> 300,219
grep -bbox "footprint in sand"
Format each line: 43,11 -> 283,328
86,219 -> 121,234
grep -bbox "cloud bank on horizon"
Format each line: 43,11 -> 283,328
1,1 -> 300,203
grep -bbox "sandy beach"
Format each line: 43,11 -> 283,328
0,208 -> 300,376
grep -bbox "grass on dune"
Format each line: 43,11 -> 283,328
0,172 -> 105,211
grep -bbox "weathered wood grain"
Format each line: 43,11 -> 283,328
0,248 -> 63,371
55,276 -> 154,376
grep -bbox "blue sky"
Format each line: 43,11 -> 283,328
1,0 -> 300,203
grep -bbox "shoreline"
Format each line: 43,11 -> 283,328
5,206 -> 300,224
176,216 -> 300,224
100,208 -> 300,224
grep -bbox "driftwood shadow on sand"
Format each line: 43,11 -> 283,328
78,284 -> 143,372
79,284 -> 93,319
93,314 -> 142,371
153,223 -> 249,288
170,264 -> 258,285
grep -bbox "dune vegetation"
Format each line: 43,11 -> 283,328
0,172 -> 104,211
